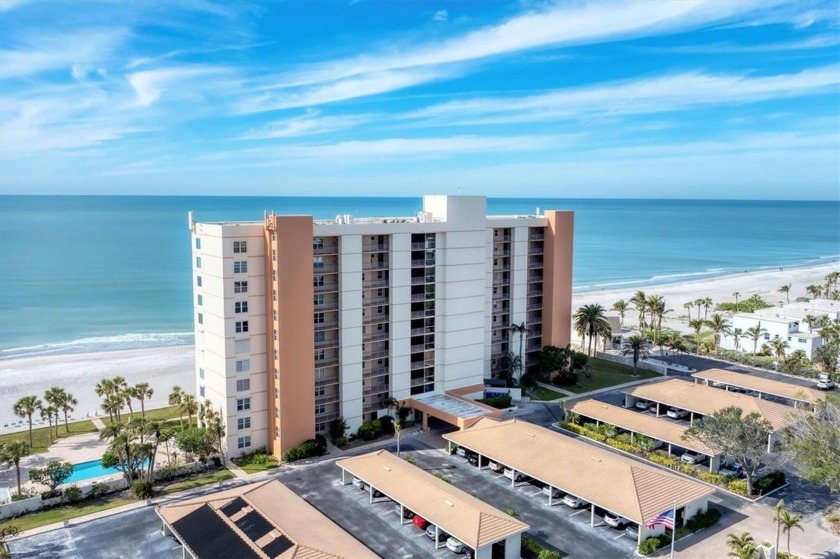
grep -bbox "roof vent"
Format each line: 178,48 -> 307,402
383,466 -> 391,471
444,500 -> 454,507
591,457 -> 601,463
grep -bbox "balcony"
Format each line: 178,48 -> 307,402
411,292 -> 434,302
529,231 -> 545,241
314,299 -> 339,310
410,343 -> 435,353
363,329 -> 389,342
363,383 -> 389,396
363,313 -> 389,325
527,287 -> 543,297
410,360 -> 435,371
315,374 -> 340,387
313,244 -> 338,255
362,243 -> 390,252
315,356 -> 339,367
316,392 -> 340,405
494,235 -> 512,242
363,348 -> 390,360
492,290 -> 510,301
411,259 -> 436,267
410,310 -> 435,319
527,314 -> 542,325
362,295 -> 389,307
528,243 -> 544,255
411,276 -> 436,285
527,274 -> 543,284
363,260 -> 389,271
492,263 -> 510,273
314,337 -> 339,348
314,282 -> 339,293
527,302 -> 542,311
411,242 -> 436,250
313,264 -> 338,273
314,319 -> 339,330
410,326 -> 435,335
492,247 -> 511,256
363,277 -> 389,289
363,366 -> 389,379
492,277 -> 511,286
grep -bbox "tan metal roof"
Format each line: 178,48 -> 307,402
443,418 -> 713,525
336,450 -> 528,549
156,479 -> 380,559
566,399 -> 717,456
624,379 -> 799,431
691,368 -> 825,404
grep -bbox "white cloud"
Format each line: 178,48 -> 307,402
433,10 -> 448,22
126,66 -> 229,107
0,29 -> 127,79
237,111 -> 373,139
0,0 -> 33,12
668,34 -> 840,54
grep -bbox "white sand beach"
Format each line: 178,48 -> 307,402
1,262 -> 837,436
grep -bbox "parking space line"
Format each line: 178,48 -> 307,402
569,509 -> 588,517
614,533 -> 628,540
527,489 -> 542,496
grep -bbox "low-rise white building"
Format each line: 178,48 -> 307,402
720,299 -> 839,359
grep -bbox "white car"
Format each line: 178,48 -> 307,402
446,536 -> 474,557
604,512 -> 631,528
542,485 -> 563,499
680,451 -> 707,465
503,468 -> 530,483
489,460 -> 505,473
563,494 -> 588,508
666,407 -> 690,419
635,399 -> 654,411
816,376 -> 835,390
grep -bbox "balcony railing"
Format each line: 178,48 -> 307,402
527,302 -> 542,311
411,293 -> 434,302
315,375 -> 340,387
410,343 -> 435,353
411,242 -> 436,250
410,326 -> 435,335
492,247 -> 512,256
314,319 -> 339,330
411,310 -> 435,319
363,383 -> 389,396
362,243 -> 390,252
411,259 -> 436,267
363,314 -> 389,325
363,261 -> 389,271
312,264 -> 338,273
316,393 -> 340,405
494,235 -> 512,242
313,245 -> 338,255
528,260 -> 544,269
363,348 -> 390,360
314,282 -> 340,293
492,278 -> 511,286
314,337 -> 339,348
527,275 -> 543,283
529,232 -> 544,241
410,276 -> 436,285
363,367 -> 389,379
363,277 -> 389,288
527,315 -> 542,325
314,356 -> 339,367
410,360 -> 435,371
314,300 -> 339,310
363,329 -> 389,342
362,295 -> 389,307
527,288 -> 543,297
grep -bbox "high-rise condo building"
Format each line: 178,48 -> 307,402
189,196 -> 573,459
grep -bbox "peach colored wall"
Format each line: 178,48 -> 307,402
266,216 -> 316,458
542,211 -> 574,348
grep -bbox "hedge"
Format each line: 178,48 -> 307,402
480,395 -> 513,409
755,471 -> 786,494
727,479 -> 748,496
647,453 -> 680,469
604,439 -> 637,454
282,435 -> 327,462
685,508 -> 721,531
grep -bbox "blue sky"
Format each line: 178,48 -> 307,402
1,0 -> 838,199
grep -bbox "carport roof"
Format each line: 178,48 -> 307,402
156,479 -> 379,559
443,418 -> 713,525
691,369 -> 825,404
624,379 -> 800,431
336,450 -> 528,550
566,399 -> 716,457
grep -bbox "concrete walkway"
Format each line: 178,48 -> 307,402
91,418 -> 106,430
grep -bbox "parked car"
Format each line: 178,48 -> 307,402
489,461 -> 505,473
425,524 -> 449,543
625,524 -> 639,540
666,407 -> 690,419
467,453 -> 481,466
720,463 -> 744,478
412,515 -> 429,530
816,374 -> 835,390
635,399 -> 654,411
352,477 -> 365,490
395,503 -> 415,519
542,485 -> 563,499
563,494 -> 588,508
604,512 -> 631,529
446,536 -> 474,557
503,468 -> 530,483
649,439 -> 665,450
681,451 -> 707,465
455,446 -> 467,458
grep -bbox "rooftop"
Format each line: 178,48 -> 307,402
411,392 -> 491,419
336,450 -> 528,550
443,418 -> 713,524
692,369 -> 825,403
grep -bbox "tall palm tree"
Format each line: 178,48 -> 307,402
573,305 -> 609,357
683,301 -> 694,321
689,319 -> 705,335
770,337 -> 790,360
703,297 -> 713,320
744,323 -> 768,354
43,387 -> 63,439
726,531 -> 758,559
803,314 -> 818,333
805,284 -> 822,299
630,291 -> 648,330
732,291 -> 741,312
611,300 -> 628,329
121,387 -> 135,421
775,507 -> 804,557
621,334 -> 650,374
180,394 -> 198,427
779,284 -> 791,304
39,403 -> 56,444
134,383 -> 154,420
169,386 -> 185,428
705,314 -> 732,349
508,322 -> 529,381
647,295 -> 671,340
57,389 -> 78,433
0,441 -> 30,497
732,328 -> 743,352
825,271 -> 839,298
694,298 -> 705,320
383,396 -> 399,418
13,395 -> 42,448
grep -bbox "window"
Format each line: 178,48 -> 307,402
199,367 -> 205,379
197,313 -> 203,324
235,301 -> 248,313
197,294 -> 203,306
275,408 -> 279,418
235,359 -> 250,372
315,367 -> 325,379
315,349 -> 325,361
274,370 -> 279,379
272,269 -> 277,282
234,281 -> 248,293
196,275 -> 202,287
316,422 -> 325,433
273,349 -> 278,361
199,386 -> 205,397
235,321 -> 249,333
275,426 -> 280,438
233,241 -> 247,254
314,275 -> 325,287
763,333 -> 770,340
272,289 -> 277,302
314,331 -> 326,343
271,232 -> 276,241
274,388 -> 279,400
237,417 -> 251,430
236,398 -> 251,411
271,249 -> 276,261
237,436 -> 251,449
195,256 -> 202,268
273,310 -> 278,321
236,379 -> 250,391
273,328 -> 278,341
195,238 -> 201,249
315,386 -> 325,397
314,294 -> 325,306
313,256 -> 324,269
234,261 -> 248,274
314,312 -> 325,324
315,404 -> 326,415
313,238 -> 324,250
798,338 -> 806,343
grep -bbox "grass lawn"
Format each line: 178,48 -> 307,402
528,386 -> 566,401
235,461 -> 279,474
159,470 -> 234,495
0,492 -> 135,533
0,420 -> 99,454
562,358 -> 660,394
101,405 -> 186,427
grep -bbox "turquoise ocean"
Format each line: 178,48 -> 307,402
1,196 -> 838,359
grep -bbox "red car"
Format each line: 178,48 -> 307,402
412,515 -> 429,530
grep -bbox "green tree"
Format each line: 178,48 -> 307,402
689,319 -> 705,335
43,387 -> 63,439
630,291 -> 648,330
683,301 -> 694,321
13,396 -> 42,448
133,383 -> 154,420
683,406 -> 772,496
0,441 -> 30,497
573,304 -> 609,357
743,323 -> 768,354
169,385 -> 185,428
805,284 -> 822,299
769,337 -> 790,360
176,427 -> 212,459
732,291 -> 741,312
181,394 -> 198,427
784,394 -> 840,492
731,328 -> 743,352
726,531 -> 758,559
779,283 -> 791,304
774,505 -> 803,557
203,405 -> 226,457
100,418 -> 163,498
39,402 -> 56,444
509,322 -> 530,382
55,389 -> 78,433
536,345 -> 569,380
29,460 -> 73,492
705,313 -> 732,349
702,297 -> 713,321
612,299 -> 628,329
621,334 -> 650,374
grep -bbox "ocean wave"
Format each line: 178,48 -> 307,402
0,332 -> 194,360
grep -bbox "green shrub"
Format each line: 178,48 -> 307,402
63,484 -> 82,503
614,433 -> 633,444
357,422 -> 376,441
538,551 -> 562,559
699,472 -> 728,486
727,479 -> 748,495
403,455 -> 416,465
648,453 -> 680,469
754,471 -> 786,494
379,415 -> 395,434
334,435 -> 348,447
130,480 -> 154,499
521,535 -> 543,559
674,526 -> 691,540
605,438 -> 637,453
249,453 -> 275,465
282,437 -> 327,462
638,536 -> 662,556
685,508 -> 721,531
432,472 -> 451,484
480,395 -> 513,409
329,417 -> 349,442
678,463 -> 696,475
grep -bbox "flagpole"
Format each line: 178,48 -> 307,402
670,500 -> 677,559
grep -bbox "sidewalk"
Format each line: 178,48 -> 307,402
535,376 -> 660,404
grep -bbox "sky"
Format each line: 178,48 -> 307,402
0,0 -> 838,199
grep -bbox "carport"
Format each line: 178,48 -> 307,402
566,399 -> 721,472
407,387 -> 501,432
692,369 -> 825,409
443,418 -> 714,549
337,450 -> 528,559
623,379 -> 798,452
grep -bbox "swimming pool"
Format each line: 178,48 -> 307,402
64,459 -> 124,484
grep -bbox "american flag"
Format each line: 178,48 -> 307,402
645,508 -> 675,530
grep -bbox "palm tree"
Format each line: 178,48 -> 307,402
573,305 -> 609,357
647,295 -> 671,340
630,291 -> 648,330
621,334 -> 650,374
180,394 -> 198,427
43,387 -> 63,439
169,386 -> 185,428
689,319 -> 705,335
383,397 -> 399,418
39,403 -> 55,444
805,284 -> 822,299
134,383 -> 154,420
732,328 -> 743,352
825,271 -> 839,298
705,314 -> 732,349
611,300 -> 628,329
683,301 -> 694,321
0,441 -> 30,497
56,389 -> 78,433
726,531 -> 758,559
775,507 -> 803,557
121,388 -> 135,421
770,337 -> 790,360
744,323 -> 768,354
803,314 -> 818,333
509,322 -> 530,381
732,291 -> 741,312
779,283 -> 791,304
13,395 -> 42,448
703,297 -> 713,321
